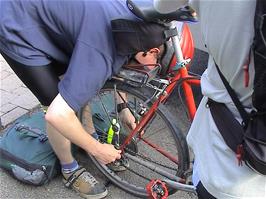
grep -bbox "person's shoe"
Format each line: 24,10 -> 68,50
62,166 -> 108,199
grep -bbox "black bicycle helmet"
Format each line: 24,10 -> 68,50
111,18 -> 168,56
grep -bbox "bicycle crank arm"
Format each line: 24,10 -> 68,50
163,179 -> 197,194
124,153 -> 182,182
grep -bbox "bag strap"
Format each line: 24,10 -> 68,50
214,61 -> 250,127
15,124 -> 48,142
208,99 -> 244,149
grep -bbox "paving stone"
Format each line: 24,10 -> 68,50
0,59 -> 13,73
0,70 -> 12,80
1,73 -> 24,92
0,107 -> 28,127
12,86 -> 32,96
11,89 -> 39,110
0,103 -> 16,114
0,90 -> 15,106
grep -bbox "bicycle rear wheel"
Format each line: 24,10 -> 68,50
80,80 -> 190,198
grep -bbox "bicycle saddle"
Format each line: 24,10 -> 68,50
127,0 -> 197,23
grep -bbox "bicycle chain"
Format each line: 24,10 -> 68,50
98,133 -> 178,172
124,146 -> 178,171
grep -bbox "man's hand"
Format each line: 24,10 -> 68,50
92,143 -> 121,164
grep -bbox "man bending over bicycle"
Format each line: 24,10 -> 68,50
0,1 -> 167,198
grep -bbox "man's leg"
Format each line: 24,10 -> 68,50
41,105 -> 74,164
82,105 -> 96,133
47,120 -> 74,163
2,54 -> 75,164
193,159 -> 216,199
1,53 -> 107,199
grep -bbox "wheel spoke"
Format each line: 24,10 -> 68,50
81,82 -> 189,197
124,153 -> 182,182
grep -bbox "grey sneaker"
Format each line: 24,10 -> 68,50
62,167 -> 108,199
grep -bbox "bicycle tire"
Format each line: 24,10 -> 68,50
80,80 -> 190,198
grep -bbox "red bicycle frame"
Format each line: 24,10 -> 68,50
120,22 -> 201,151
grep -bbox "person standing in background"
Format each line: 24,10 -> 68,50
154,0 -> 265,198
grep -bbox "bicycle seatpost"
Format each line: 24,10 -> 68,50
171,23 -> 184,59
165,21 -> 191,70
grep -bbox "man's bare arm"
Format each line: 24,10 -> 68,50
45,93 -> 121,164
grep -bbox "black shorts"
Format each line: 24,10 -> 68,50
1,52 -> 67,106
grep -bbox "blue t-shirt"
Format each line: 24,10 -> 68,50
0,0 -> 137,111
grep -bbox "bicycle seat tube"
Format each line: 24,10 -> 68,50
165,21 -> 198,120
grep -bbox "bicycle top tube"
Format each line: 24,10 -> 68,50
127,0 -> 197,23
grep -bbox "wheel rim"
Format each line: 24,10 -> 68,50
81,87 -> 184,197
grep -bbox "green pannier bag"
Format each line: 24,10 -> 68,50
0,111 -> 60,186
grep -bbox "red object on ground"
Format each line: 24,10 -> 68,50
146,179 -> 169,199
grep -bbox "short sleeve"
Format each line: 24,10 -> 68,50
58,41 -> 113,112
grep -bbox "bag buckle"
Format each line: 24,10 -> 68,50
38,134 -> 48,143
